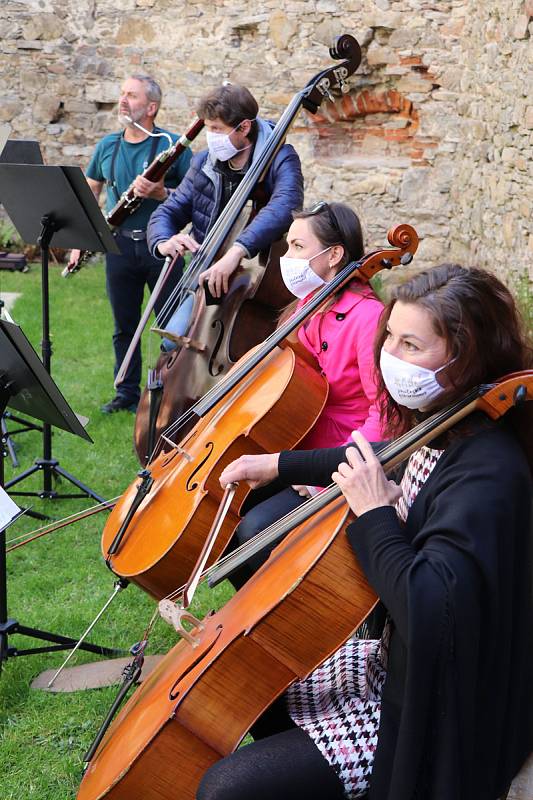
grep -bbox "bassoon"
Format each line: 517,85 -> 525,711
61,117 -> 205,277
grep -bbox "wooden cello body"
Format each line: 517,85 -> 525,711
82,497 -> 377,800
103,344 -> 328,599
102,225 -> 419,600
133,34 -> 363,465
79,370 -> 533,800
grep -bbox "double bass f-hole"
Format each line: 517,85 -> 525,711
208,319 -> 225,377
185,442 -> 215,492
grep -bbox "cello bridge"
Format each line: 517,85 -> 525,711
160,436 -> 193,461
158,599 -> 205,647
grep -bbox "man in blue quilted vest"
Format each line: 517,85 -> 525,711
147,83 -> 304,348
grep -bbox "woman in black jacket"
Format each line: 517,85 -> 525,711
198,263 -> 533,800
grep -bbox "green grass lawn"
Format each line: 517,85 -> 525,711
0,262 -> 231,800
0,261 -> 531,800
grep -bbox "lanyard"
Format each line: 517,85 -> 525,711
107,130 -> 160,202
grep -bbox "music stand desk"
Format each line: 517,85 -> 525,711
0,317 -> 119,666
0,163 -> 118,502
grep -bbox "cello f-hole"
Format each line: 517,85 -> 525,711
165,351 -> 179,369
185,442 -> 215,492
168,624 -> 224,701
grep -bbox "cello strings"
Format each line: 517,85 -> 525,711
201,387 -> 483,585
151,253 -> 370,455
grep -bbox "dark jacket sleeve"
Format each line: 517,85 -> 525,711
278,440 -> 389,489
348,430 -> 530,644
147,153 -> 203,256
350,427 -> 533,800
234,144 -> 304,258
278,444 -> 351,488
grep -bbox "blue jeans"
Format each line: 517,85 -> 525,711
105,233 -> 183,403
159,291 -> 195,352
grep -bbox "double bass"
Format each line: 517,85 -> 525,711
102,226 -> 418,600
78,370 -> 533,800
133,35 -> 363,464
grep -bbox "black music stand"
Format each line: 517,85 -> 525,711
0,163 -> 119,503
0,140 -> 43,461
0,317 -> 119,667
0,139 -> 43,165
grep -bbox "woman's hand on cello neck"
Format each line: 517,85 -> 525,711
220,452 -> 280,489
333,431 -> 401,517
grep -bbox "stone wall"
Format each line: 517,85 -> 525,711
1,0 -> 532,288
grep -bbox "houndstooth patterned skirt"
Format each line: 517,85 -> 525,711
286,446 -> 443,797
286,629 -> 389,798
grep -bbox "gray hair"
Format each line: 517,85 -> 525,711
128,73 -> 162,110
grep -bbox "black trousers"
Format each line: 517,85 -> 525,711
228,482 -> 306,589
196,697 -> 345,800
105,233 -> 183,403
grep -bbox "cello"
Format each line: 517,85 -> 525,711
101,225 -> 418,601
78,370 -> 533,800
133,34 -> 363,464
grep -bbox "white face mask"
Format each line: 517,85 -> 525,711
279,247 -> 331,299
380,348 -> 452,410
205,120 -> 253,162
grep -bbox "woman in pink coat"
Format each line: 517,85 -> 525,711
228,201 -> 386,586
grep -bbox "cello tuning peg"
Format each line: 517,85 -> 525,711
513,384 -> 528,405
335,69 -> 351,95
400,252 -> 413,265
380,258 -> 393,269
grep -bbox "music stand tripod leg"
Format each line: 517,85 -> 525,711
3,215 -> 103,503
0,380 -> 120,672
1,415 -> 18,468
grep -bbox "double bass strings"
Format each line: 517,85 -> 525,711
152,94 -> 303,332
151,255 -> 368,459
143,96 -> 308,462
